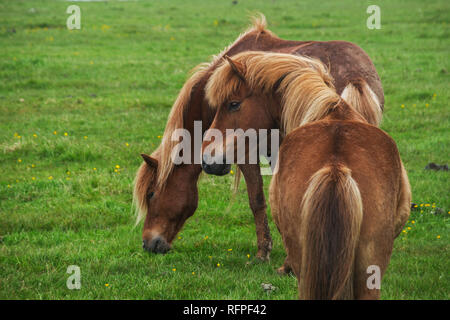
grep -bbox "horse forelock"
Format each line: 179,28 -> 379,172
133,155 -> 158,225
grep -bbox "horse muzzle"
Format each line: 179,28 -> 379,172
142,236 -> 171,254
202,155 -> 231,176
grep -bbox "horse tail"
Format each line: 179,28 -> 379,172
341,79 -> 382,126
233,166 -> 242,194
299,164 -> 363,300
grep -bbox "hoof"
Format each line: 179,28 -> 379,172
277,265 -> 292,276
255,251 -> 270,262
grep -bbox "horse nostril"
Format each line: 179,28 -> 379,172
153,238 -> 161,250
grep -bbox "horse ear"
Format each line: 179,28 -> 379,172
141,153 -> 158,168
224,55 -> 245,81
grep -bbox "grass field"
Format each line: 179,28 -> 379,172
0,0 -> 449,299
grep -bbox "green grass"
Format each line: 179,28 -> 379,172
0,0 -> 449,299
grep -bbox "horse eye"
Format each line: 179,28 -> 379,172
148,192 -> 154,200
228,101 -> 241,112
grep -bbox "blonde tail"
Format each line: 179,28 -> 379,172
299,164 -> 363,299
341,80 -> 382,126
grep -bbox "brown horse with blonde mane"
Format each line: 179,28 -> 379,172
201,51 -> 411,299
133,14 -> 384,262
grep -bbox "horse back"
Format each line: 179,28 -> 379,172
275,40 -> 384,108
276,120 -> 403,237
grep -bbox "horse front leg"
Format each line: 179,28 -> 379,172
238,163 -> 272,261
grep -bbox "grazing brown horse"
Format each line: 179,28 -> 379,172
201,51 -> 411,299
133,14 -> 384,261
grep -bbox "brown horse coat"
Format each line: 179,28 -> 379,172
134,15 -> 384,260
270,108 -> 411,299
202,51 -> 410,299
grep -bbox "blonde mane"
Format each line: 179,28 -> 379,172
205,51 -> 342,134
153,14 -> 272,190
